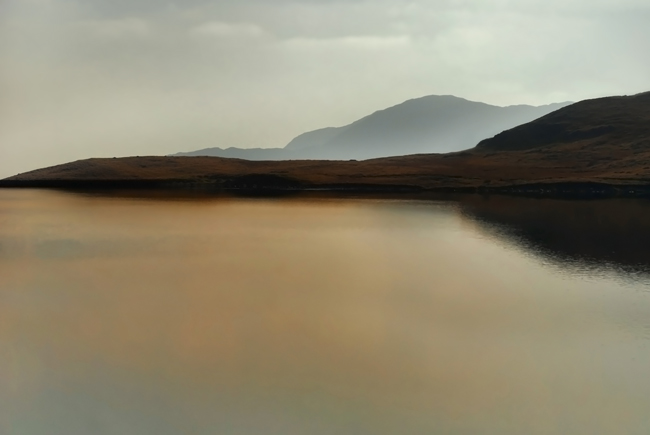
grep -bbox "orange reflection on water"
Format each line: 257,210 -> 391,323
0,190 -> 649,434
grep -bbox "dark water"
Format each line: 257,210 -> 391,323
1,189 -> 649,435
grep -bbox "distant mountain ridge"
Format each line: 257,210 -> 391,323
174,95 -> 571,160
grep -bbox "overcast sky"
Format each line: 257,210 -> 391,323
1,0 -> 649,177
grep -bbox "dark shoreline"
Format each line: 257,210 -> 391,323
3,179 -> 650,199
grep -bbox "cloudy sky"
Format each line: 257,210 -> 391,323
1,0 -> 649,177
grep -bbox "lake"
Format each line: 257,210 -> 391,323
1,189 -> 649,435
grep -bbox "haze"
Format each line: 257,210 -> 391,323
1,0 -> 649,178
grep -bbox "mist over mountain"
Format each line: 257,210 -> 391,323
174,95 -> 570,160
284,127 -> 351,151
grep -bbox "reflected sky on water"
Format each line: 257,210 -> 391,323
1,189 -> 649,435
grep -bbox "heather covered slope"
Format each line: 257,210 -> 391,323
4,145 -> 650,192
477,92 -> 650,152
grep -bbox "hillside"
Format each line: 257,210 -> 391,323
174,95 -> 570,160
3,93 -> 649,196
477,92 -> 650,152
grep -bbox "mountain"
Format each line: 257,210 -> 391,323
284,126 -> 350,151
476,92 -> 650,152
5,92 -> 650,196
289,96 -> 570,159
173,95 -> 570,160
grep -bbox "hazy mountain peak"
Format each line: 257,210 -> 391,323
175,95 -> 571,160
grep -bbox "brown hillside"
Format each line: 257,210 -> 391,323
3,92 -> 650,194
477,92 -> 650,151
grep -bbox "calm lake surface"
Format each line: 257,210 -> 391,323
1,189 -> 650,435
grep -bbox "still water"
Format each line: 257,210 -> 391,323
1,189 -> 649,435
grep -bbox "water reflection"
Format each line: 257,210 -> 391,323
459,195 -> 650,276
0,190 -> 649,435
